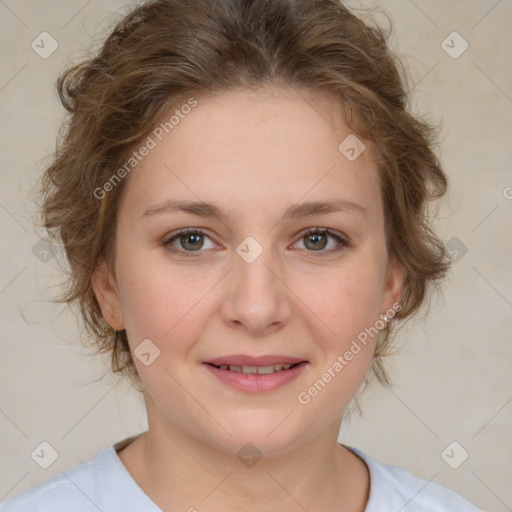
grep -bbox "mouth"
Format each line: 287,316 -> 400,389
205,361 -> 304,375
202,355 -> 309,393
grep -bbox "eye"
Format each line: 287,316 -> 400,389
163,228 -> 217,257
163,227 -> 350,258
292,228 -> 350,257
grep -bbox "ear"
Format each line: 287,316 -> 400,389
379,255 -> 405,315
91,260 -> 125,331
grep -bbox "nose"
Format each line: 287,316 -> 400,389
220,237 -> 293,337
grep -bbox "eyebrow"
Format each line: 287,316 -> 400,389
142,198 -> 366,221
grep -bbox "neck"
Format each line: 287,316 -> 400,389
117,400 -> 370,512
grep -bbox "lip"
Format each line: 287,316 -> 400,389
204,354 -> 307,366
203,355 -> 308,393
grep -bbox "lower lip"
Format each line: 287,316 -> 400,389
203,362 -> 308,393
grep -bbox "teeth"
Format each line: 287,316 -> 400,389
216,363 -> 294,374
256,365 -> 275,375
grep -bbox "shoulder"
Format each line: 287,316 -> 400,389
0,435 -> 159,512
347,447 -> 485,512
0,457 -> 98,512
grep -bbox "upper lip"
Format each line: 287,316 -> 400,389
204,355 -> 307,367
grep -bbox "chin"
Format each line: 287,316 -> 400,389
197,409 -> 314,460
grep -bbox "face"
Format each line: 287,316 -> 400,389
92,87 -> 403,456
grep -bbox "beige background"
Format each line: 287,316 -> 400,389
0,0 -> 510,510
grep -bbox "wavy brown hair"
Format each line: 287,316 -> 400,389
36,0 -> 450,394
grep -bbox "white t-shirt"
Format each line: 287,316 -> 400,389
0,435 -> 483,511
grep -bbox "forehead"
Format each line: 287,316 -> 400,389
118,87 -> 382,223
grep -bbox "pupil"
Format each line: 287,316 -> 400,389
183,233 -> 203,250
181,233 -> 327,252
307,233 -> 326,250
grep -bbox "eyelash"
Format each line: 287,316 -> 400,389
162,227 -> 350,258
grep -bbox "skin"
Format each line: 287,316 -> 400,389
92,86 -> 404,512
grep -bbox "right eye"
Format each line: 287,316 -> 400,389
162,228 -> 218,257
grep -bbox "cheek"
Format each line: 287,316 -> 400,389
118,268 -> 213,397
292,264 -> 383,412
115,249 -> 211,353
292,259 -> 385,350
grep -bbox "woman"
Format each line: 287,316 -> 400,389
0,0 -> 483,510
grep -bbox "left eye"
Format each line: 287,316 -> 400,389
163,228 -> 348,258
294,228 -> 348,255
